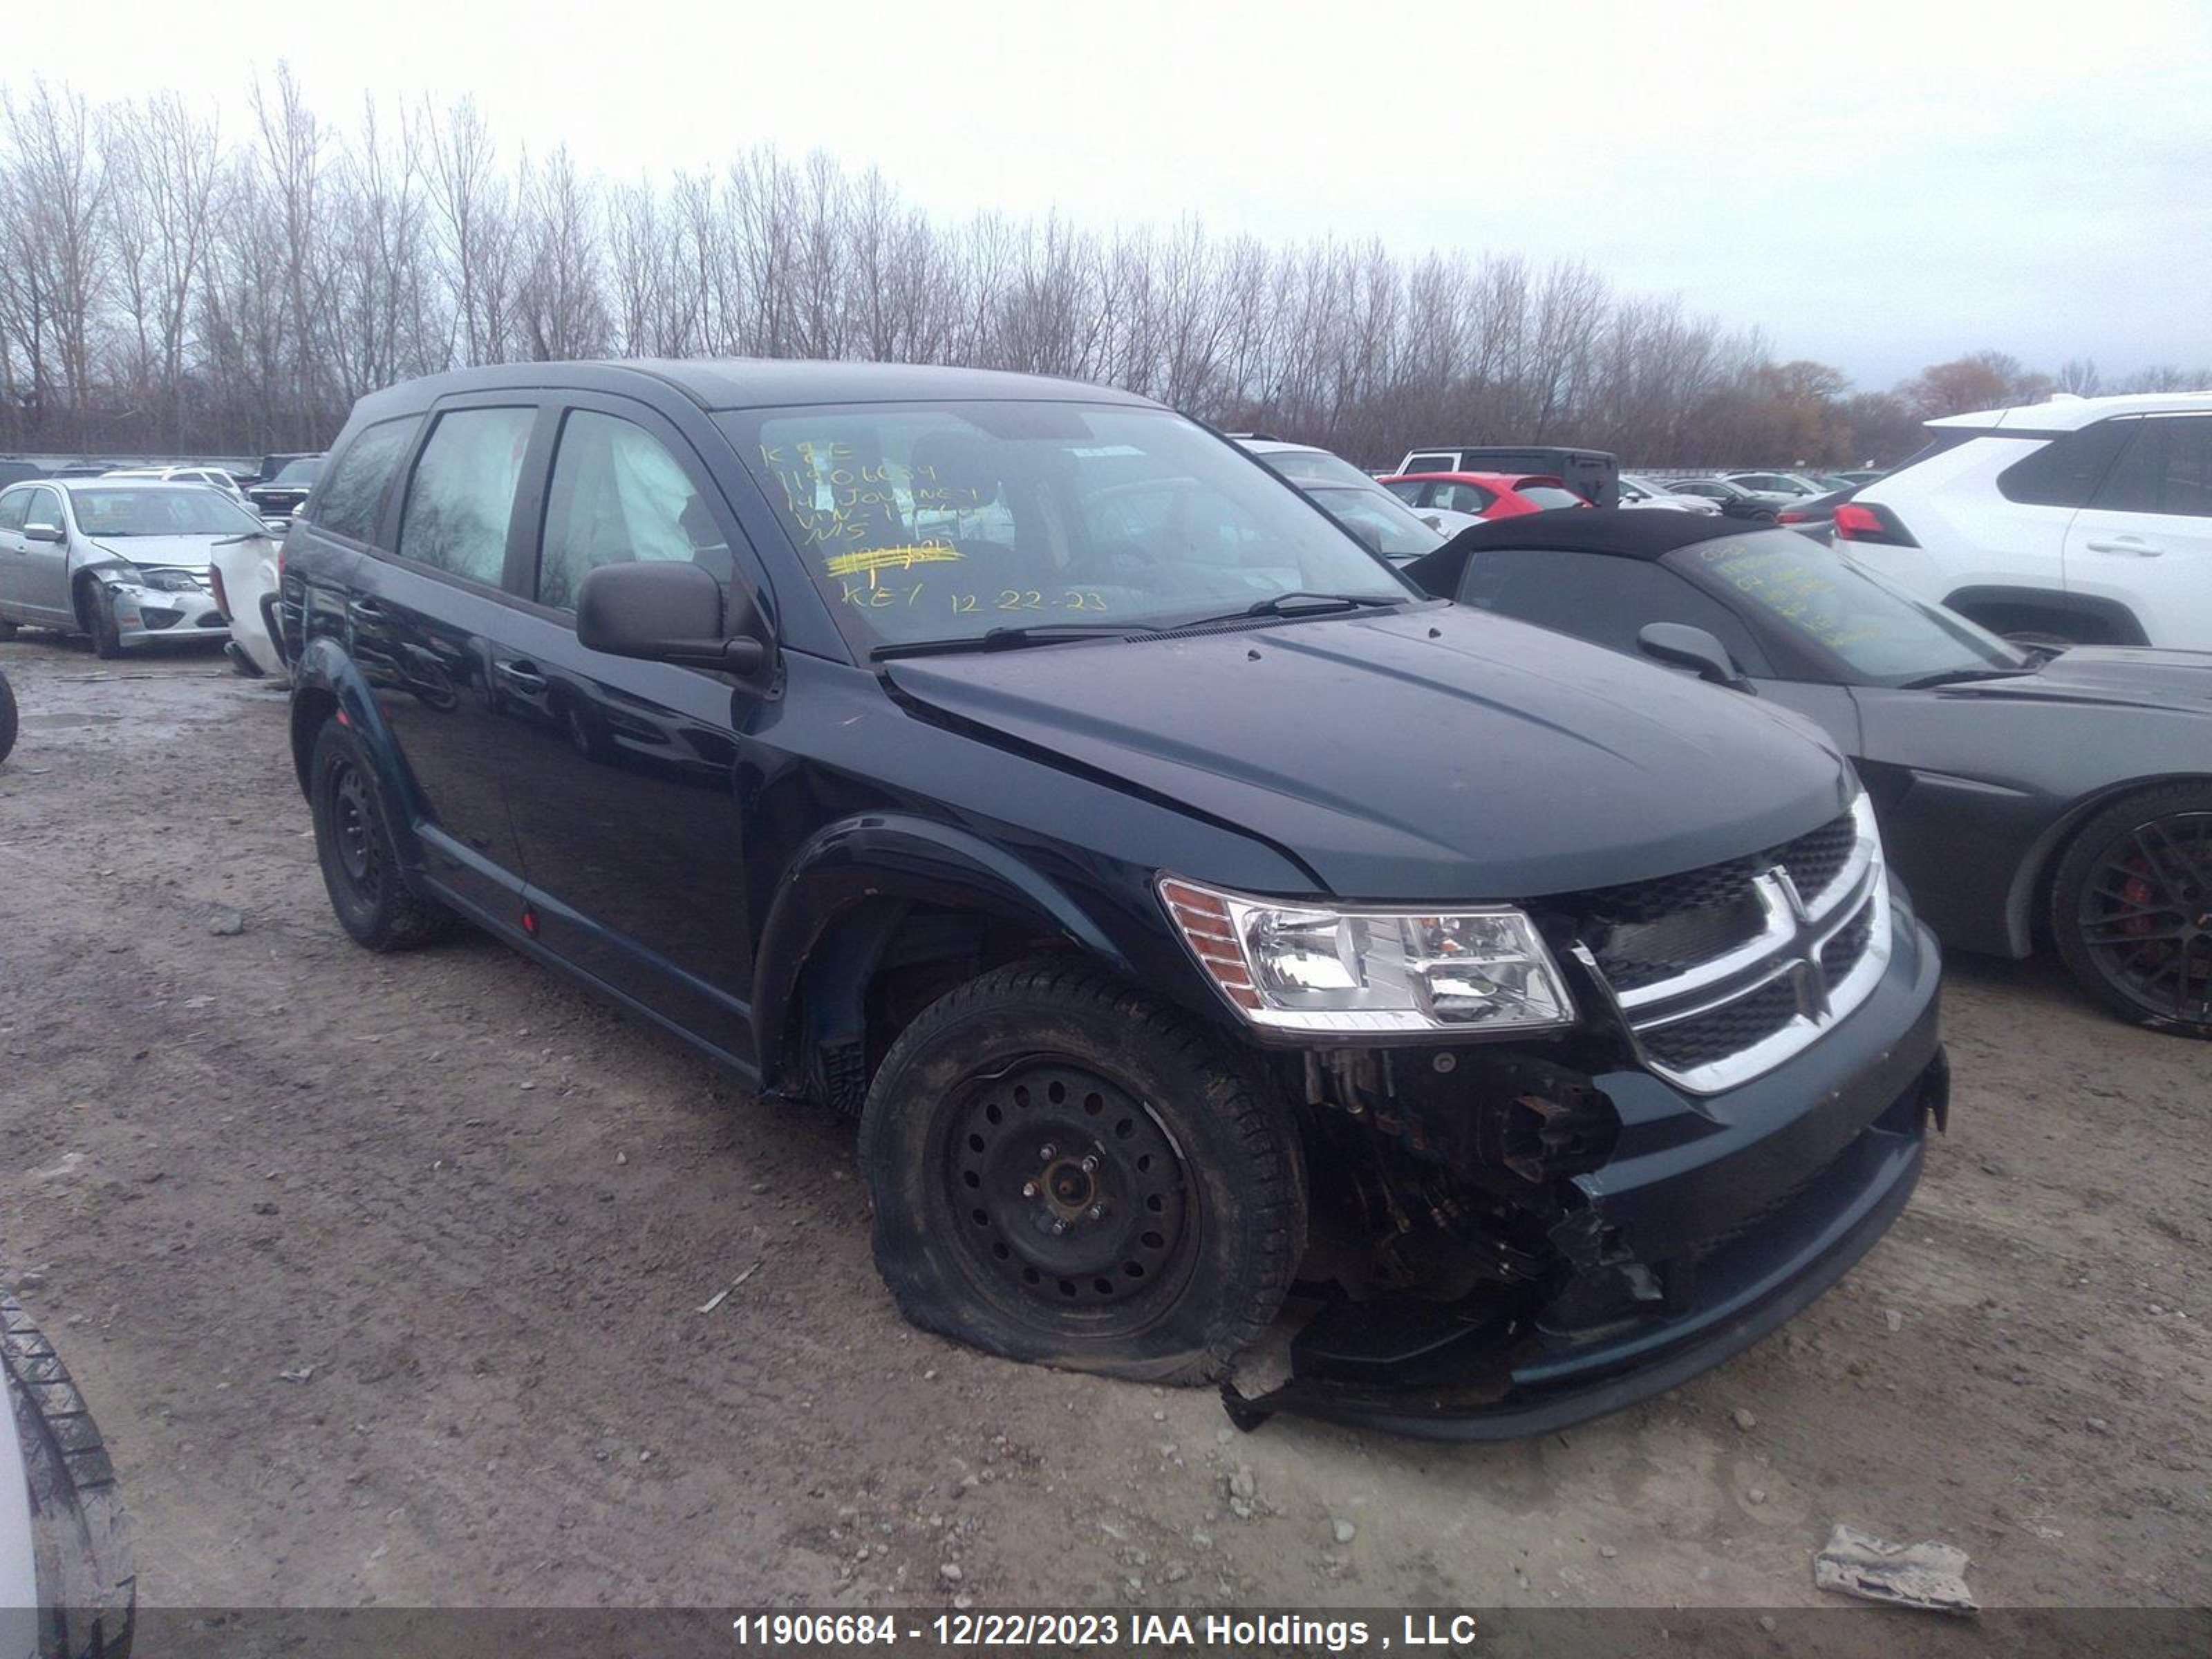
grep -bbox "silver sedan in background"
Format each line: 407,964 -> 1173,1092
0,479 -> 278,658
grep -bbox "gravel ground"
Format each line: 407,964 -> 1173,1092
0,636 -> 2206,1622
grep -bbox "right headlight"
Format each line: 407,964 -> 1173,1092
1159,877 -> 1577,1038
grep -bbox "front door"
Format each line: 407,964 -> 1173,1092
354,399 -> 546,917
11,487 -> 74,626
2063,413 -> 2212,649
489,397 -> 768,1063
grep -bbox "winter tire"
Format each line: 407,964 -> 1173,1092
859,958 -> 1306,1384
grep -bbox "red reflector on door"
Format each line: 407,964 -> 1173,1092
522,907 -> 539,937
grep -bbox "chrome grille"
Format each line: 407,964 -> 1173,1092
1576,796 -> 1891,1094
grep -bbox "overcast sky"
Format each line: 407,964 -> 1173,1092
10,0 -> 2210,389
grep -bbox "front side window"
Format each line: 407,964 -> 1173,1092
726,401 -> 1412,652
315,417 -> 421,545
23,487 -> 64,535
2091,416 -> 2212,518
538,410 -> 724,612
1676,530 -> 2024,684
397,408 -> 535,585
1459,547 -> 1770,673
67,487 -> 266,538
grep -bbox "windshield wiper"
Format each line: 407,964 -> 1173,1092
1898,666 -> 2035,690
1169,591 -> 1408,631
872,622 -> 1145,662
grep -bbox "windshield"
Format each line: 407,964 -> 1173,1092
67,486 -> 270,538
1301,483 -> 1445,559
272,457 -> 322,485
725,402 -> 1413,650
1674,531 -> 2028,684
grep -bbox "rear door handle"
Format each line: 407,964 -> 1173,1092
2083,536 -> 2162,556
493,659 -> 548,693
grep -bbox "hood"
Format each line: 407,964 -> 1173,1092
1952,646 -> 2212,714
885,605 -> 1852,901
87,535 -> 218,572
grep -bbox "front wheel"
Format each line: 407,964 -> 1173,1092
859,959 -> 1306,1383
84,584 -> 124,659
2052,783 -> 2212,1038
0,669 -> 17,764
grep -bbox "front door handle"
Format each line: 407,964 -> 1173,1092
493,659 -> 548,694
2083,536 -> 2162,556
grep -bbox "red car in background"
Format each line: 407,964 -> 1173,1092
1381,471 -> 1593,521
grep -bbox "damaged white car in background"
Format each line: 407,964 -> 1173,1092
0,479 -> 278,660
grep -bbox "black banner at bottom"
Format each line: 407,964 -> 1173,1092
120,1604 -> 2211,1658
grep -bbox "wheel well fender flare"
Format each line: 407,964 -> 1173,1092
751,814 -> 1138,1096
2009,773 -> 2211,951
1941,585 -> 2149,646
287,637 -> 428,868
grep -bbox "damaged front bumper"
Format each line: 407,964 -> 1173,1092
97,570 -> 227,648
1226,898 -> 1947,1440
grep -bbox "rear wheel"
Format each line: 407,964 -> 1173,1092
859,959 -> 1306,1383
308,718 -> 453,951
0,668 -> 16,764
2052,782 -> 2212,1038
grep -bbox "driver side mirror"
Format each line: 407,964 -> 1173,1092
577,561 -> 768,675
24,523 -> 64,543
1638,622 -> 1751,693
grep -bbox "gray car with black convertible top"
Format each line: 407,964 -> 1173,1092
1410,509 -> 2212,1038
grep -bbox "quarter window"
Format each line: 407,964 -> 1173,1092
0,489 -> 27,533
314,418 -> 420,544
2091,416 -> 2212,518
396,407 -> 535,585
1996,421 -> 2132,507
537,411 -> 725,612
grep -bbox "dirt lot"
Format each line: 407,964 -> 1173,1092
0,637 -> 2206,1623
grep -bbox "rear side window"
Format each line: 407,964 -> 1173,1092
315,417 -> 421,544
536,410 -> 725,612
0,489 -> 26,532
1437,482 -> 1497,514
1996,421 -> 2131,507
397,408 -> 535,585
2091,416 -> 2212,518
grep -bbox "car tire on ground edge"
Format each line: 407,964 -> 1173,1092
3,1295 -> 135,1658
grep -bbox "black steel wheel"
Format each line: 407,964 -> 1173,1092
2053,784 -> 2212,1038
0,667 -> 16,765
308,718 -> 453,952
860,959 -> 1306,1382
941,1060 -> 1194,1324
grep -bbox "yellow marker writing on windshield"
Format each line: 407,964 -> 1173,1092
823,544 -> 967,578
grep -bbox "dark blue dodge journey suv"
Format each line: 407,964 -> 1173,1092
281,359 -> 1947,1438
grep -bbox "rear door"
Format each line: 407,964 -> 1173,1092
490,393 -> 769,1062
349,397 -> 547,917
0,487 -> 28,612
2063,413 -> 2212,648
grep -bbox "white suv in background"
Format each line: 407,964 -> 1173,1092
1844,391 -> 2212,648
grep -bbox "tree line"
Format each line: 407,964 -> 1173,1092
1,70 -> 2204,468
